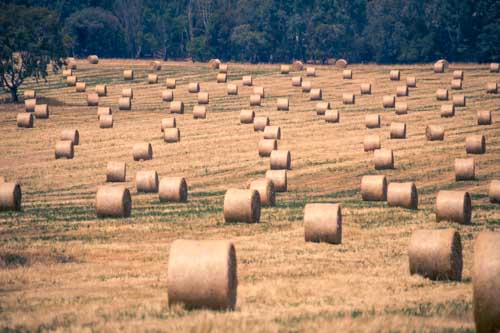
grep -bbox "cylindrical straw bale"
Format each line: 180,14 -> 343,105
99,115 -> 113,128
310,88 -> 322,101
301,81 -> 312,92
66,60 -> 77,70
166,78 -> 176,89
133,143 -> 153,161
388,182 -> 418,209
306,67 -> 316,77
342,93 -> 355,105
170,101 -> 184,114
396,85 -> 408,97
25,98 -> 36,112
395,102 -> 408,115
188,82 -> 200,93
217,73 -> 227,83
325,110 -> 340,123
66,75 -> 77,86
263,126 -> 281,140
62,69 -> 72,77
436,89 -> 449,100
465,135 -> 486,154
60,129 -> 79,145
162,89 -> 174,102
316,102 -> 330,115
118,97 -> 131,110
87,93 -> 99,106
167,239 -> 237,310
451,79 -> 462,90
477,111 -> 492,125
453,70 -> 464,80
343,70 -> 352,79
490,63 -> 500,72
270,150 -> 291,170
17,113 -> 34,128
106,162 -> 126,182
148,74 -> 158,84
360,83 -> 371,95
250,94 -> 261,106
227,84 -> 238,95
159,177 -> 188,202
277,98 -> 289,111
280,65 -> 290,74
193,105 -> 207,119
441,104 -> 455,117
253,116 -> 269,131
436,190 -> 471,224
96,84 -> 107,96
88,55 -> 99,64
219,63 -> 228,73
390,70 -> 400,80
489,180 -> 500,203
486,83 -> 498,94
292,76 -> 302,87
122,88 -> 133,98
253,86 -> 265,98
374,148 -> 394,170
265,170 -> 287,192
123,70 -> 134,80
336,59 -> 348,67
434,61 -> 446,73
248,178 -> 275,206
136,170 -> 159,193
361,175 -> 387,201
408,229 -> 462,281
452,95 -> 466,107
304,203 -> 342,244
34,104 -> 49,119
383,95 -> 396,108
149,60 -> 161,71
55,140 -> 74,159
242,75 -> 253,86
240,110 -> 254,124
390,122 -> 406,139
161,117 -> 176,131
224,189 -> 260,223
208,58 -> 221,69
364,135 -> 381,152
75,82 -> 86,92
426,125 -> 445,141
292,60 -> 304,71
0,182 -> 21,211
197,92 -> 209,104
455,158 -> 475,181
258,139 -> 277,157
365,114 -> 381,128
95,186 -> 131,218
164,128 -> 181,143
406,76 -> 417,88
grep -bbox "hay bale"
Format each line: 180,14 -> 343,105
219,63 -> 228,73
88,55 -> 99,64
364,135 -> 381,152
270,150 -> 291,170
490,63 -> 500,73
216,73 -> 227,83
224,188 -> 260,223
17,113 -> 33,128
265,170 -> 287,192
395,102 -> 408,115
452,95 -> 466,107
249,94 -> 261,106
383,95 -> 395,108
390,70 -> 400,81
336,59 -> 348,67
361,175 -> 387,201
388,182 -> 418,209
118,97 -> 131,110
451,79 -> 462,90
95,186 -> 131,218
96,84 -> 107,97
342,93 -> 355,105
136,170 -> 159,193
208,59 -> 221,69
489,180 -> 500,203
310,88 -> 322,101
406,76 -> 417,88
66,75 -> 78,86
277,98 -> 289,111
440,104 -> 455,118
66,59 -> 77,70
99,115 -> 113,128
292,60 -> 304,71
306,67 -> 316,77
106,162 -> 126,182
473,231 -> 500,332
193,105 -> 207,119
197,92 -> 209,104
24,99 -> 36,112
60,129 -> 79,145
75,82 -> 86,92
304,203 -> 342,244
253,116 -> 269,131
292,76 -> 302,87
486,82 -> 498,94
123,70 -> 134,80
396,85 -> 408,97
227,84 -> 238,95
133,143 -> 153,161
0,182 -> 21,211
167,239 -> 237,310
365,114 -> 380,129
280,65 -> 290,74
166,79 -> 177,89
240,110 -> 255,124
164,128 -> 181,143
149,60 -> 161,71
455,158 -> 475,181
161,117 -> 176,131
188,82 -> 200,93
436,89 -> 449,100
148,74 -> 158,84
360,83 -> 371,95
242,75 -> 252,86
436,190 -> 471,224
408,229 -> 462,281
55,140 -> 74,159
434,60 -> 448,73
62,69 -> 73,77
253,86 -> 265,98
247,178 -> 275,206
170,101 -> 184,114
159,177 -> 188,202
453,70 -> 464,80
466,135 -> 486,154
477,111 -> 492,125
34,104 -> 49,119
315,102 -> 330,115
122,88 -> 133,99
374,148 -> 394,170
390,122 -> 406,139
263,126 -> 281,140
162,89 -> 174,102
258,139 -> 277,157
325,110 -> 340,123
301,81 -> 312,92
343,70 -> 352,80
426,125 -> 445,141
87,93 -> 99,106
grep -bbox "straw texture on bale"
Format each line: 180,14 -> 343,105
149,60 -> 161,71
465,135 -> 486,154
242,75 -> 252,86
361,175 -> 387,201
426,125 -> 444,141
17,113 -> 34,128
453,70 -> 464,79
224,189 -> 260,223
106,162 -> 126,182
336,59 -> 348,67
55,140 -> 74,159
489,180 -> 500,203
75,82 -> 86,92
477,111 -> 492,125
304,203 -> 342,244
451,79 -> 462,90
310,88 -> 322,101
60,129 -> 79,145
408,229 -> 462,281
395,102 -> 408,115
390,122 -> 406,139
363,135 -> 381,152
436,89 -> 449,100
486,83 -> 498,94
490,63 -> 500,72
136,170 -> 159,193
132,143 -> 153,161
248,178 -> 275,206
166,78 -> 176,89
292,76 -> 302,87
164,128 -> 181,143
436,190 -> 471,224
193,105 -> 207,119
118,97 -> 131,110
365,114 -> 381,128
277,98 -> 289,111
249,94 -> 261,106
208,58 -> 221,69
265,170 -> 287,192
406,76 -> 417,88
95,186 -> 131,218
360,83 -> 371,95
87,93 -> 99,106
441,104 -> 455,118
325,110 -> 340,123
219,63 -> 228,73
433,61 -> 447,73
66,75 -> 77,86
454,158 -> 475,181
96,84 -> 107,96
383,95 -> 395,108
162,89 -> 174,102
62,69 -> 72,77
227,84 -> 238,95
258,139 -> 277,157
159,177 -> 188,202
25,99 -> 36,112
301,81 -> 312,92
123,70 -> 134,80
263,126 -> 281,140
374,148 -> 394,170
280,65 -> 290,74
88,55 -> 99,64
452,95 -> 466,107
188,82 -> 200,93
122,88 -> 133,98
342,93 -> 355,105
161,117 -> 176,131
99,115 -> 113,128
388,182 -> 418,209
270,150 -> 291,170
170,101 -> 184,114
197,92 -> 209,104
315,102 -> 330,115
148,74 -> 158,84
217,73 -> 227,83
343,70 -> 352,79
240,110 -> 255,124
306,67 -> 316,77
390,70 -> 400,81
292,60 -> 304,71
34,104 -> 49,119
24,90 -> 36,100
253,116 -> 269,131
396,85 -> 408,97
167,239 -> 237,310
0,182 -> 21,211
253,86 -> 265,98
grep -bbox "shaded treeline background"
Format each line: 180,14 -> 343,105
1,0 -> 499,63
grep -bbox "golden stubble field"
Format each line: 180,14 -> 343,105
0,59 -> 499,332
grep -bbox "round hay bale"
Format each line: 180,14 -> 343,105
436,190 -> 471,224
365,114 -> 381,129
426,125 -> 445,141
118,97 -> 131,110
406,76 -> 417,88
87,93 -> 99,106
258,139 -> 277,157
88,55 -> 99,64
277,98 -> 289,111
159,177 -> 188,202
292,60 -> 304,71
66,59 -> 77,70
95,186 -> 131,218
433,62 -> 446,73
270,150 -> 291,170
161,117 -> 176,131
75,82 -> 86,92
136,170 -> 159,193
292,76 -> 302,87
62,69 -> 72,77
280,65 -> 290,74
301,81 -> 312,92
396,86 -> 408,97
227,84 -> 238,95
133,143 -> 153,161
253,86 -> 265,98
306,67 -> 316,77
188,82 -> 200,93
240,110 -> 255,124
170,101 -> 184,114
361,175 -> 387,201
466,135 -> 486,154
336,59 -> 348,67
486,82 -> 498,94
149,60 -> 161,71
304,203 -> 342,244
123,70 -> 134,80
248,178 -> 275,206
437,59 -> 449,67
390,122 -> 406,139
489,180 -> 500,203
148,74 -> 158,84
395,102 -> 408,115
216,73 -> 227,83
162,89 -> 174,102
343,70 -> 352,80
253,116 -> 269,131
436,89 -> 449,100
315,102 -> 330,115
249,94 -> 262,106
374,148 -> 394,170
60,129 -> 79,145
388,182 -> 418,209
208,58 -> 221,69
0,182 -> 21,211
477,111 -> 492,125
265,170 -> 287,192
106,162 -> 126,182
66,75 -> 78,86
34,104 -> 49,119
224,188 -> 260,223
383,95 -> 395,108
451,79 -> 462,90
455,158 -> 475,181
342,93 -> 355,105
167,239 -> 237,310
99,115 -> 113,128
164,128 -> 181,143
218,63 -> 228,73
490,63 -> 500,73
390,70 -> 400,81
310,88 -> 322,101
197,92 -> 209,104
473,231 -> 500,332
363,135 -> 381,152
440,104 -> 455,118
325,110 -> 340,123
96,84 -> 107,97
408,229 -> 462,281
360,83 -> 371,95
242,75 -> 253,86
122,88 -> 133,99
24,99 -> 36,112
17,113 -> 33,128
452,95 -> 466,107
166,78 -> 176,89
263,126 -> 281,140
193,105 -> 207,119
453,70 -> 464,80
55,140 -> 74,159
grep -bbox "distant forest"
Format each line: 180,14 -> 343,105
1,0 -> 499,63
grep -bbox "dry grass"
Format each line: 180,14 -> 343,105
0,59 -> 499,332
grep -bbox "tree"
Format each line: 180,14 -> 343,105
0,5 -> 64,102
113,0 -> 144,58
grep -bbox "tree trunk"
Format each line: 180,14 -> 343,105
10,86 -> 18,103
